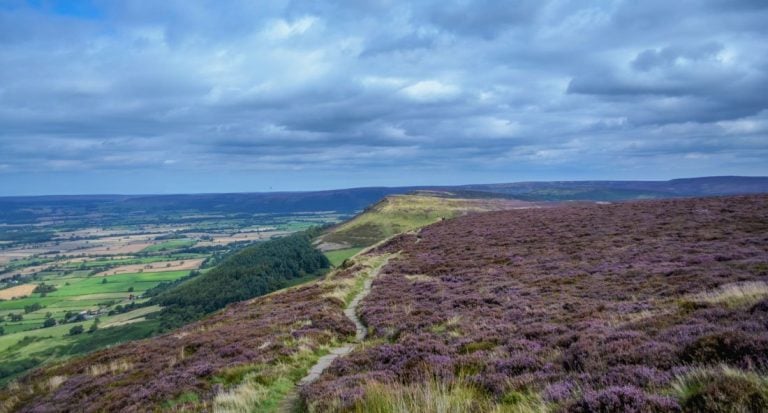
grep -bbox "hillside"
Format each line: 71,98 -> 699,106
317,192 -> 532,250
305,194 -> 768,411
2,194 -> 768,412
151,233 -> 330,327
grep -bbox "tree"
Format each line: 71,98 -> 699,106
43,318 -> 56,328
128,286 -> 135,292
69,325 -> 84,335
101,278 -> 108,284
24,303 -> 43,313
0,326 -> 4,336
88,319 -> 99,333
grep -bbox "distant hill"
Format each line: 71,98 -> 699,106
1,176 -> 766,224
461,176 -> 768,201
317,192 -> 532,250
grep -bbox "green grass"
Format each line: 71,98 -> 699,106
0,307 -> 160,355
324,248 -> 363,267
141,239 -> 196,253
0,317 -> 162,386
321,194 -> 496,248
212,343 -> 336,412
0,271 -> 189,334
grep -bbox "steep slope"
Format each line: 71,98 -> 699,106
151,232 -> 330,326
0,193 -> 523,411
305,195 -> 768,412
317,192 -> 531,250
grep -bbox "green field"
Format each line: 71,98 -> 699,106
141,239 -> 196,253
324,248 -> 363,267
0,208 -> 344,386
0,270 -> 190,333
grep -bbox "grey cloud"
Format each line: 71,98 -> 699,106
0,0 -> 766,192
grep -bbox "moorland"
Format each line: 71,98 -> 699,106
0,179 -> 767,412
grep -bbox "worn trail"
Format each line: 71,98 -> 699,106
277,261 -> 383,412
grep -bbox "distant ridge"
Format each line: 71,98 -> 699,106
1,177 -> 767,224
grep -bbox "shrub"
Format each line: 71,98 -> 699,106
33,283 -> 57,294
681,331 -> 768,367
567,386 -> 680,413
43,318 -> 56,328
69,325 -> 84,335
23,303 -> 43,314
672,366 -> 768,412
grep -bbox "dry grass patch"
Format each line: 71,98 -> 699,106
339,379 -> 550,413
682,281 -> 768,308
46,376 -> 67,391
0,283 -> 37,299
405,274 -> 434,283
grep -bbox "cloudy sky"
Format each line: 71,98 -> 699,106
1,0 -> 767,195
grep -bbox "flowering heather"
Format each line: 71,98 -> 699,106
0,277 -> 359,412
305,195 -> 768,411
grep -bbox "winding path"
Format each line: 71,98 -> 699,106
277,265 -> 380,412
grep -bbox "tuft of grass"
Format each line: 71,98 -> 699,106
681,281 -> 768,309
87,359 -> 133,376
349,379 -> 550,413
672,365 -> 768,412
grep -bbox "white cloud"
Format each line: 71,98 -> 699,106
399,80 -> 460,102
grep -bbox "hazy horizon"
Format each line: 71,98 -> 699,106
1,1 -> 767,195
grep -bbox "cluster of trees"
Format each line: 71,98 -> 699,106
23,303 -> 43,314
152,233 -> 329,329
69,318 -> 98,336
32,283 -> 56,294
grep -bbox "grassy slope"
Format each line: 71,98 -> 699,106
324,248 -> 363,267
319,193 -> 523,249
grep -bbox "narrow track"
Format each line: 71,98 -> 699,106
277,261 -> 383,412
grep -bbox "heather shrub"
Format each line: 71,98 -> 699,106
597,365 -> 672,389
681,331 -> 768,367
567,386 -> 680,413
672,366 -> 768,412
750,299 -> 768,314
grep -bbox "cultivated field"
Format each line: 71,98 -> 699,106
96,258 -> 205,276
0,284 -> 36,300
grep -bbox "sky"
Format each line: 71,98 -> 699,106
0,0 -> 767,195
